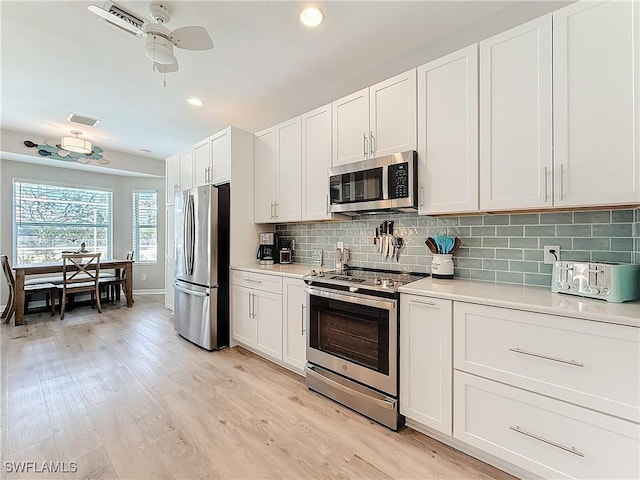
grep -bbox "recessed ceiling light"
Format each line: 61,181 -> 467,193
300,6 -> 324,27
187,97 -> 204,106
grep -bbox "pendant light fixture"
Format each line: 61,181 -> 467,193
60,130 -> 92,154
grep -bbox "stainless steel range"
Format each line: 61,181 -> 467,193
303,267 -> 425,430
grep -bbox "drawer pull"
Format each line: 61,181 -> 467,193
244,278 -> 263,284
509,425 -> 584,458
410,300 -> 436,306
509,348 -> 584,368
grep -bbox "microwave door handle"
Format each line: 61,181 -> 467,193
382,164 -> 389,200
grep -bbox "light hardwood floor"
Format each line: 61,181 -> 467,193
1,296 -> 515,479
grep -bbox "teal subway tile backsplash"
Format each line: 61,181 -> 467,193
277,207 -> 640,287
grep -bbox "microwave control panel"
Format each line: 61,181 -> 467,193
388,163 -> 409,199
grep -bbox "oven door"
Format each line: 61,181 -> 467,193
305,286 -> 398,396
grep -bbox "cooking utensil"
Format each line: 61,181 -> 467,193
425,237 -> 438,254
452,237 -> 462,253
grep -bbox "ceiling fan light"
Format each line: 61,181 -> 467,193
144,35 -> 175,64
300,7 -> 324,27
61,136 -> 92,154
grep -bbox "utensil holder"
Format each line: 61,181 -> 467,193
432,254 -> 454,279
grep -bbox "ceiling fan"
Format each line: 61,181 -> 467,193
88,1 -> 214,74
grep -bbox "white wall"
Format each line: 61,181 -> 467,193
0,158 -> 166,305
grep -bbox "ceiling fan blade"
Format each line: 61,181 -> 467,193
170,26 -> 213,50
154,59 -> 179,74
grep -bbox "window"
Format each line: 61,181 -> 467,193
132,190 -> 157,264
14,181 -> 113,263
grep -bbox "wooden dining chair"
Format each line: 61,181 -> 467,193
99,250 -> 134,303
1,255 -> 55,324
56,253 -> 102,320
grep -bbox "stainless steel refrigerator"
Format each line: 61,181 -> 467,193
174,184 -> 230,350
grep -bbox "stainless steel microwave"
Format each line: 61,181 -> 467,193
328,151 -> 418,214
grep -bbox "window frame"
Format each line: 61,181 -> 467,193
12,179 -> 114,264
132,189 -> 158,265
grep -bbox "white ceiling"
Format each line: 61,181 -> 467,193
0,0 -> 571,161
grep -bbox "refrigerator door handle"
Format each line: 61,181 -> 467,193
173,282 -> 209,297
186,194 -> 196,275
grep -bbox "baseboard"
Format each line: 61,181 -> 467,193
133,289 -> 164,295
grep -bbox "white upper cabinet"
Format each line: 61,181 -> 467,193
210,128 -> 232,185
254,127 -> 277,223
479,15 -> 553,211
165,153 -> 180,205
192,139 -> 210,186
553,0 -> 640,207
179,149 -> 194,191
418,45 -> 479,215
254,118 -> 302,223
369,70 -> 417,158
302,104 -> 332,221
332,70 -> 417,166
275,117 -> 302,222
332,88 -> 370,166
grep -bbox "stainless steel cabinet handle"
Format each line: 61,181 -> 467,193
559,164 -> 565,201
275,202 -> 279,218
205,167 -> 209,183
325,194 -> 329,215
244,278 -> 263,284
270,202 -> 275,219
543,166 -> 548,202
363,133 -> 368,158
301,304 -> 306,335
509,347 -> 584,367
410,299 -> 436,306
370,131 -> 375,154
251,292 -> 256,319
509,425 -> 584,457
248,292 -> 252,318
419,184 -> 424,207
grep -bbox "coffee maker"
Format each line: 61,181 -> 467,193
256,232 -> 280,265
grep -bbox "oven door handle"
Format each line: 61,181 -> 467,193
305,286 -> 397,311
306,365 -> 396,410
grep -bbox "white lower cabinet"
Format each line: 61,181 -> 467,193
282,278 -> 307,372
400,294 -> 452,435
454,371 -> 640,480
231,271 -> 283,361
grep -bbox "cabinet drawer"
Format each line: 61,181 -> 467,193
454,371 -> 640,480
454,302 -> 640,422
231,270 -> 282,295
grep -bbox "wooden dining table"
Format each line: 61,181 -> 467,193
12,258 -> 134,326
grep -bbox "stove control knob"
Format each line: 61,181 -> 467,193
602,288 -> 610,295
590,288 -> 600,295
383,278 -> 395,288
317,270 -> 324,277
309,270 -> 317,276
374,277 -> 382,286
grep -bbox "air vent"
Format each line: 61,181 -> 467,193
67,113 -> 101,127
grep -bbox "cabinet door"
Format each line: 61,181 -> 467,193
418,46 -> 478,215
165,154 -> 180,205
332,87 -> 369,166
231,285 -> 255,346
254,289 -> 283,360
479,15 -> 553,211
275,117 -> 302,222
370,69 -> 417,158
165,205 -> 176,311
553,0 -> 640,207
210,128 -> 231,185
254,127 -> 276,223
302,105 -> 332,221
400,294 -> 452,435
193,139 -> 210,186
282,278 -> 306,372
179,150 -> 194,191
164,258 -> 175,311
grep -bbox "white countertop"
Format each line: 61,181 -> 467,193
399,277 -> 640,328
231,263 -> 312,279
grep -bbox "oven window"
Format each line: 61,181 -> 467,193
330,167 -> 383,205
309,295 -> 389,375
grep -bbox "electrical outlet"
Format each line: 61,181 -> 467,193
141,274 -> 147,281
337,241 -> 344,251
543,245 -> 560,264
